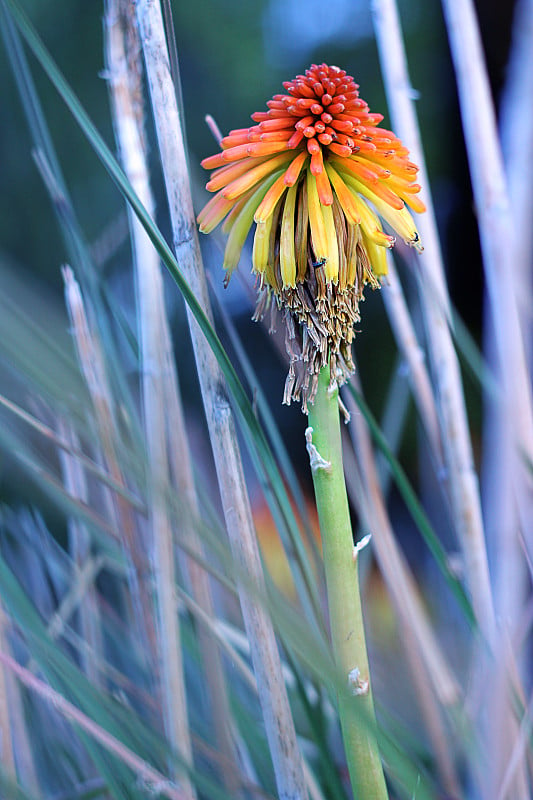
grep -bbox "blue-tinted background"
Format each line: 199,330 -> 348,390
0,0 -> 516,506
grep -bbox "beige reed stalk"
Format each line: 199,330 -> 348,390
441,0 -> 533,796
371,0 -> 496,640
494,0 -> 533,672
0,604 -> 16,778
62,266 -> 157,679
500,0 -> 533,325
104,4 -> 194,792
57,418 -> 102,685
0,600 -> 41,792
441,0 -> 533,474
105,3 -> 240,792
160,316 -> 243,797
495,7 -> 533,788
133,2 -> 308,798
381,256 -> 444,475
0,650 -> 183,800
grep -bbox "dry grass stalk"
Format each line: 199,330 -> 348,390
0,603 -> 16,777
62,266 -> 157,679
0,649 -> 185,800
161,317 -> 243,796
104,4 -> 194,793
44,550 -> 104,647
105,2 -> 241,792
441,1 -> 533,795
133,1 -> 308,796
494,2 -> 533,788
371,0 -> 496,638
500,0 -> 533,311
56,417 -> 103,685
381,257 -> 444,473
0,394 -> 144,510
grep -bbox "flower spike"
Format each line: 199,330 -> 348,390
198,63 -> 425,410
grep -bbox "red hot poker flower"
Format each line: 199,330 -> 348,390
198,64 -> 425,410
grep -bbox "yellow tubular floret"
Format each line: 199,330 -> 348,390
402,193 -> 426,214
321,203 -> 339,283
221,189 -> 254,234
254,173 -> 289,223
222,151 -> 293,200
279,183 -> 298,288
252,215 -> 274,277
325,162 -> 362,225
306,170 -> 328,263
197,193 -> 235,233
295,179 -> 309,283
266,200 -> 284,291
345,223 -> 361,287
361,231 -> 389,277
331,196 -> 348,290
206,155 -> 270,192
349,193 -> 392,247
341,172 -> 422,249
223,173 -> 281,278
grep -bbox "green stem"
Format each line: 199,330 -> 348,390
307,366 -> 388,800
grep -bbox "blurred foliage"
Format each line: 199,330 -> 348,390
0,0 -> 513,505
0,0 -> 491,292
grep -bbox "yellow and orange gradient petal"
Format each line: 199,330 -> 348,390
198,63 -> 425,289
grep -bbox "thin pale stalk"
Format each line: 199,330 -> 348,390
488,0 -> 533,648
161,316 -> 242,797
441,1 -> 533,795
307,366 -> 388,800
176,590 -> 327,800
45,554 -> 104,644
104,4 -> 194,792
62,266 -> 157,677
489,0 -> 533,778
498,685 -> 533,800
0,604 -> 16,777
106,3 -> 240,790
342,384 -> 461,795
0,394 -> 144,510
133,2 -> 308,798
375,353 -> 411,497
0,650 -> 184,800
0,603 -> 39,793
57,418 -> 103,684
441,0 -> 533,475
381,258 -> 444,475
371,0 -> 496,639
500,0 -> 533,331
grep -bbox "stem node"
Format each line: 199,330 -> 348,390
353,533 -> 372,561
347,667 -> 370,696
305,426 -> 332,472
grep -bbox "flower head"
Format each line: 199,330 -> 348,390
198,64 -> 425,410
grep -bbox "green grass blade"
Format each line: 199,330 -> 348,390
0,549 -> 247,800
0,4 -> 144,454
2,0 -> 325,632
450,305 -> 499,398
346,383 -> 476,628
0,769 -> 40,800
